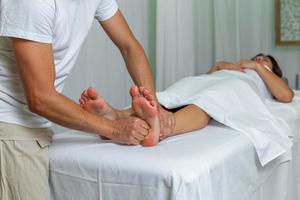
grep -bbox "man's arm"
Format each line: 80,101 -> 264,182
12,38 -> 149,145
99,10 -> 175,135
100,10 -> 155,94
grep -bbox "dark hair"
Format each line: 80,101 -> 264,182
251,53 -> 282,78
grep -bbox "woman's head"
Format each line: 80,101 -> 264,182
251,53 -> 282,78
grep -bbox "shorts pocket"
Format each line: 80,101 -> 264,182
37,140 -> 51,149
14,141 -> 50,200
15,140 -> 40,154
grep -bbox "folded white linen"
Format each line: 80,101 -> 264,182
50,119 -> 299,200
266,99 -> 299,139
293,90 -> 300,101
157,69 -> 293,166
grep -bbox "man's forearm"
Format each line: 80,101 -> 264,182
31,90 -> 113,138
120,42 -> 157,98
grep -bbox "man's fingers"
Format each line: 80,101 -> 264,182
158,108 -> 173,136
129,136 -> 140,145
136,125 -> 149,137
133,131 -> 146,141
137,119 -> 150,131
140,122 -> 150,130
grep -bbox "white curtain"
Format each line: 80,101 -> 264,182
156,0 -> 214,91
156,0 -> 300,90
155,1 -> 300,199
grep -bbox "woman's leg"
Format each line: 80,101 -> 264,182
135,87 -> 210,139
165,104 -> 210,138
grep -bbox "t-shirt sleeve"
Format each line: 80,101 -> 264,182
0,0 -> 55,43
95,0 -> 118,22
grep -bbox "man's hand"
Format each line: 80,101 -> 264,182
158,106 -> 175,140
110,116 -> 150,145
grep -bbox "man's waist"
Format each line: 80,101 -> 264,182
0,110 -> 52,130
0,121 -> 53,141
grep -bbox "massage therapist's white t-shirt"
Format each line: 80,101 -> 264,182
0,0 -> 118,128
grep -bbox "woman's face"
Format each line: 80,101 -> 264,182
254,55 -> 273,70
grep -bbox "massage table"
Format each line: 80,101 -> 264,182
49,92 -> 300,200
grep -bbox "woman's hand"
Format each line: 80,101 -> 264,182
208,61 -> 245,74
236,60 -> 261,70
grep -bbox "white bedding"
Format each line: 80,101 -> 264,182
157,70 -> 293,166
49,94 -> 300,200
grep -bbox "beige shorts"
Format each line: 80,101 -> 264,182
0,122 -> 53,200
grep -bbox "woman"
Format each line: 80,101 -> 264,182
79,54 -> 294,147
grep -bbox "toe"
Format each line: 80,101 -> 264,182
87,87 -> 99,100
150,100 -> 156,107
79,98 -> 85,105
83,89 -> 88,96
81,90 -> 87,98
145,93 -> 154,102
130,85 -> 140,98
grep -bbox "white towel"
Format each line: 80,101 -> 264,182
157,70 -> 293,166
293,90 -> 300,101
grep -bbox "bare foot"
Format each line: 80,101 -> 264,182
130,86 -> 160,147
80,87 -> 121,141
79,87 -> 118,120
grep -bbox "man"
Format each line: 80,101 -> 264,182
0,0 -> 173,199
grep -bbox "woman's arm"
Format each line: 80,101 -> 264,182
207,61 -> 245,74
238,60 -> 294,103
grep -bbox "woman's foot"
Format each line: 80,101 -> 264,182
130,86 -> 160,147
79,87 -> 119,120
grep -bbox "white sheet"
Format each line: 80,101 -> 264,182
157,70 -> 293,166
50,96 -> 300,200
48,125 -> 292,200
50,92 -> 300,200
